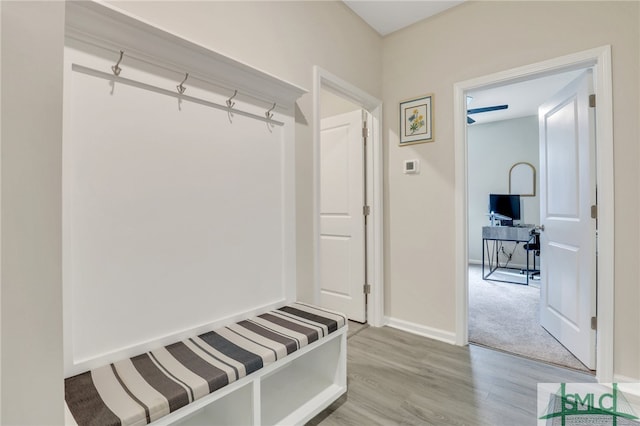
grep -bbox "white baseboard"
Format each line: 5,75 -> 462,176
612,377 -> 640,400
614,374 -> 640,383
383,316 -> 456,345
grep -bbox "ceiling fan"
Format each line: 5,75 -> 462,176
466,96 -> 508,124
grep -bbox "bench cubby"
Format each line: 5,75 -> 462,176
261,330 -> 346,426
171,381 -> 254,426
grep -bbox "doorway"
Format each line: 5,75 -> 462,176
465,69 -> 591,371
312,67 -> 384,327
453,46 -> 614,383
319,104 -> 368,322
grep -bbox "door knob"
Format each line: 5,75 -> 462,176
536,224 -> 545,232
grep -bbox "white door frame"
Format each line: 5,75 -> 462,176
313,66 -> 384,327
453,46 -> 614,382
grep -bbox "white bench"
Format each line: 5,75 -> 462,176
65,303 -> 347,426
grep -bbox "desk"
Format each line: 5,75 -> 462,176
482,225 -> 536,285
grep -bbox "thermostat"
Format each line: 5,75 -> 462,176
404,159 -> 420,174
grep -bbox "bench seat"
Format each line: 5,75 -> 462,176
65,303 -> 346,426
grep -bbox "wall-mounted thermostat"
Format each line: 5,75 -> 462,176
404,159 -> 420,174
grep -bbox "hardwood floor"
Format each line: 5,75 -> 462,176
347,320 -> 369,339
308,325 -> 595,425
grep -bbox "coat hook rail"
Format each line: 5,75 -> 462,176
87,43 -> 293,115
72,63 -> 285,126
112,50 -> 124,76
265,103 -> 276,120
177,72 -> 189,94
226,90 -> 238,108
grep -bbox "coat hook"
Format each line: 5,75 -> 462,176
265,103 -> 276,120
111,50 -> 124,76
177,72 -> 189,94
226,90 -> 238,109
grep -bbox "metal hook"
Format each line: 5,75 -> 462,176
226,90 -> 237,109
176,73 -> 189,94
265,103 -> 276,120
111,50 -> 124,76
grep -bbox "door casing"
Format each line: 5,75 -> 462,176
453,46 -> 614,383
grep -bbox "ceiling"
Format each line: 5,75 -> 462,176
342,1 -> 585,125
465,70 -> 584,125
343,0 -> 465,36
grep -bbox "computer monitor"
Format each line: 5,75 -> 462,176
489,194 -> 521,224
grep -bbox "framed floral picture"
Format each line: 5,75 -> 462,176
399,94 -> 434,145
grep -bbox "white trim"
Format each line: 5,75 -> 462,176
454,45 -> 614,383
312,67 -> 384,327
454,77 -> 470,348
614,378 -> 640,401
384,316 -> 457,345
614,374 -> 640,384
0,2 -> 3,419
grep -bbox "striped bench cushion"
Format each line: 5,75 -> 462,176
65,303 -> 346,426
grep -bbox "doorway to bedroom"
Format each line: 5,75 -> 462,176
465,68 -> 595,373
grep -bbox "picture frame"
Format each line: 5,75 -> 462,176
399,94 -> 434,146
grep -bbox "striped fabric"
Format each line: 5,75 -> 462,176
65,303 -> 346,426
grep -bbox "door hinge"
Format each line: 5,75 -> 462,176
362,127 -> 369,139
591,316 -> 597,330
364,284 -> 371,294
363,205 -> 371,216
589,94 -> 596,108
591,204 -> 598,219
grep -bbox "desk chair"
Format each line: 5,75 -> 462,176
523,231 -> 540,278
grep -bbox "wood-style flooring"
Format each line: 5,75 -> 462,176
308,325 -> 594,425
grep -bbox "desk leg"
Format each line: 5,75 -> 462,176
526,244 -> 530,286
482,238 -> 485,278
482,239 -> 499,280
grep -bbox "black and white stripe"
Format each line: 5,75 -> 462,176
65,303 -> 345,426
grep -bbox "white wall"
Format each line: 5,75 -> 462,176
64,46 -> 291,368
107,1 -> 383,304
1,1 -> 65,423
468,116 -> 540,265
321,88 -> 360,119
382,1 -> 639,379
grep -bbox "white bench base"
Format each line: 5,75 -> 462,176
65,322 -> 347,426
169,327 -> 346,426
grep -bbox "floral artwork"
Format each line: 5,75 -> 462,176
399,94 -> 434,145
406,106 -> 426,135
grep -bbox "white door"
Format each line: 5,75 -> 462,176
538,70 -> 596,369
320,109 -> 366,322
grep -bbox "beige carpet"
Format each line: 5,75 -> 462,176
468,264 -> 591,372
